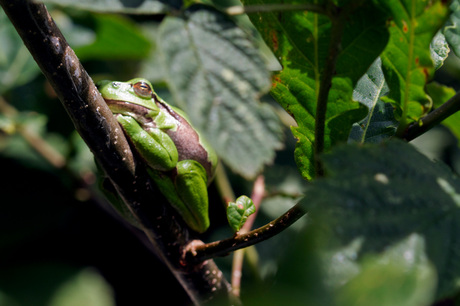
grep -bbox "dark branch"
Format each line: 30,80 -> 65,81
0,1 -> 232,304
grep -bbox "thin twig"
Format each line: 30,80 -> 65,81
0,97 -> 67,168
184,203 -> 306,265
225,4 -> 327,16
402,90 -> 460,141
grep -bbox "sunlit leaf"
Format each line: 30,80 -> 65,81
379,0 -> 449,133
227,195 -> 255,232
242,0 -> 388,179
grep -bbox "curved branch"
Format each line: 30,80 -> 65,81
184,204 -> 306,265
402,90 -> 460,141
1,1 -> 232,304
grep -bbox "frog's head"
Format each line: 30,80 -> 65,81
97,78 -> 160,112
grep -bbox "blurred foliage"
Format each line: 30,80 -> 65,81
2,0 -> 460,305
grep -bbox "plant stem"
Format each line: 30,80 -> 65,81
231,176 -> 264,296
215,162 -> 236,204
314,8 -> 346,177
402,90 -> 460,141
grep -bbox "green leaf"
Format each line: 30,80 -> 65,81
349,58 -> 398,143
0,10 -> 40,94
379,0 -> 449,133
157,6 -> 283,179
334,234 -> 437,306
242,0 -> 388,179
227,195 -> 255,232
444,0 -> 460,57
303,140 -> 460,299
41,0 -> 172,14
426,82 -> 460,140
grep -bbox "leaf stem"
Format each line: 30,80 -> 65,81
402,90 -> 460,141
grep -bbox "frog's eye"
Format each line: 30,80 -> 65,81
133,81 -> 152,98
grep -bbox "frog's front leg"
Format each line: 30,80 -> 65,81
148,160 -> 210,233
117,115 -> 178,171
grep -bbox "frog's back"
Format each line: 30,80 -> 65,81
156,101 -> 217,179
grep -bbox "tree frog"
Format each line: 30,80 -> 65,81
97,78 -> 218,233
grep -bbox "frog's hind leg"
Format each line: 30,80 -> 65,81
147,160 -> 210,233
174,160 -> 210,233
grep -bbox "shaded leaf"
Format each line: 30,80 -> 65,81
303,140 -> 460,299
41,0 -> 173,14
0,264 -> 115,306
334,234 -> 437,306
157,6 -> 283,179
227,195 -> 255,232
444,0 -> 460,57
243,222 -> 334,306
349,58 -> 397,143
0,10 -> 40,94
49,268 -> 115,306
0,112 -> 68,171
242,0 -> 388,179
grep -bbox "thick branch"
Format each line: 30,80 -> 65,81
402,90 -> 460,141
1,1 -> 232,304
